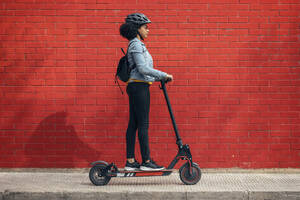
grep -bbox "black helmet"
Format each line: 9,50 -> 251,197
125,13 -> 151,26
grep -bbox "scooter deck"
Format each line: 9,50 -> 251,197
114,169 -> 175,177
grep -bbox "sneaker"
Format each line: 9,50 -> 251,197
124,160 -> 140,171
140,159 -> 165,171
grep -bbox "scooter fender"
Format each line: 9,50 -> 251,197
90,160 -> 109,167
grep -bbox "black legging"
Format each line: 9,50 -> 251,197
126,82 -> 150,163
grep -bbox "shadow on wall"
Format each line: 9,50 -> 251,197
24,111 -> 101,168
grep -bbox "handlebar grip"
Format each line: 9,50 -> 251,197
161,78 -> 171,85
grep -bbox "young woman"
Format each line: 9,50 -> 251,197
119,13 -> 173,171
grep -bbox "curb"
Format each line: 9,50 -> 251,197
1,191 -> 300,200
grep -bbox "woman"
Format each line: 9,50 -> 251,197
119,13 -> 173,171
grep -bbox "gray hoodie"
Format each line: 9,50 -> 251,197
127,37 -> 167,83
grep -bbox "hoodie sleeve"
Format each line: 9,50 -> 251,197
130,41 -> 167,81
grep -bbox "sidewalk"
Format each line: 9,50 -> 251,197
0,169 -> 300,200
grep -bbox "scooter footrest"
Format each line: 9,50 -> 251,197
119,169 -> 174,173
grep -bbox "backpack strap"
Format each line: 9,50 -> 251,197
114,77 -> 124,95
121,48 -> 126,55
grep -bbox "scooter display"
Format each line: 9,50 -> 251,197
89,80 -> 201,185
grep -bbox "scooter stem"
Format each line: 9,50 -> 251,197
160,80 -> 183,149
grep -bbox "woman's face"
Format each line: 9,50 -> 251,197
138,24 -> 149,39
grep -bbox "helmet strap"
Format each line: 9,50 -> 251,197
137,31 -> 144,41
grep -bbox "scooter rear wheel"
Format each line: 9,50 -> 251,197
89,163 -> 111,186
179,162 -> 201,185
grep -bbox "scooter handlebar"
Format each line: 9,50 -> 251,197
161,77 -> 172,85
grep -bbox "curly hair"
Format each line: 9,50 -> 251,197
119,23 -> 139,41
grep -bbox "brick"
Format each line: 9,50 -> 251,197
270,144 -> 291,150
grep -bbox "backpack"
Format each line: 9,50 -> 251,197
116,48 -> 131,83
115,43 -> 135,94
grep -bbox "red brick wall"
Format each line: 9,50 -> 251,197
0,0 -> 299,168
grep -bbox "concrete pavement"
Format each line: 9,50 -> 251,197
0,169 -> 300,200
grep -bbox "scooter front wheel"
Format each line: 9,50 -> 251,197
179,162 -> 201,185
89,163 -> 111,186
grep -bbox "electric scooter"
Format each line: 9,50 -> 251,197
89,80 -> 201,185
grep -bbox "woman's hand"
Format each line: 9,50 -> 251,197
165,74 -> 173,82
